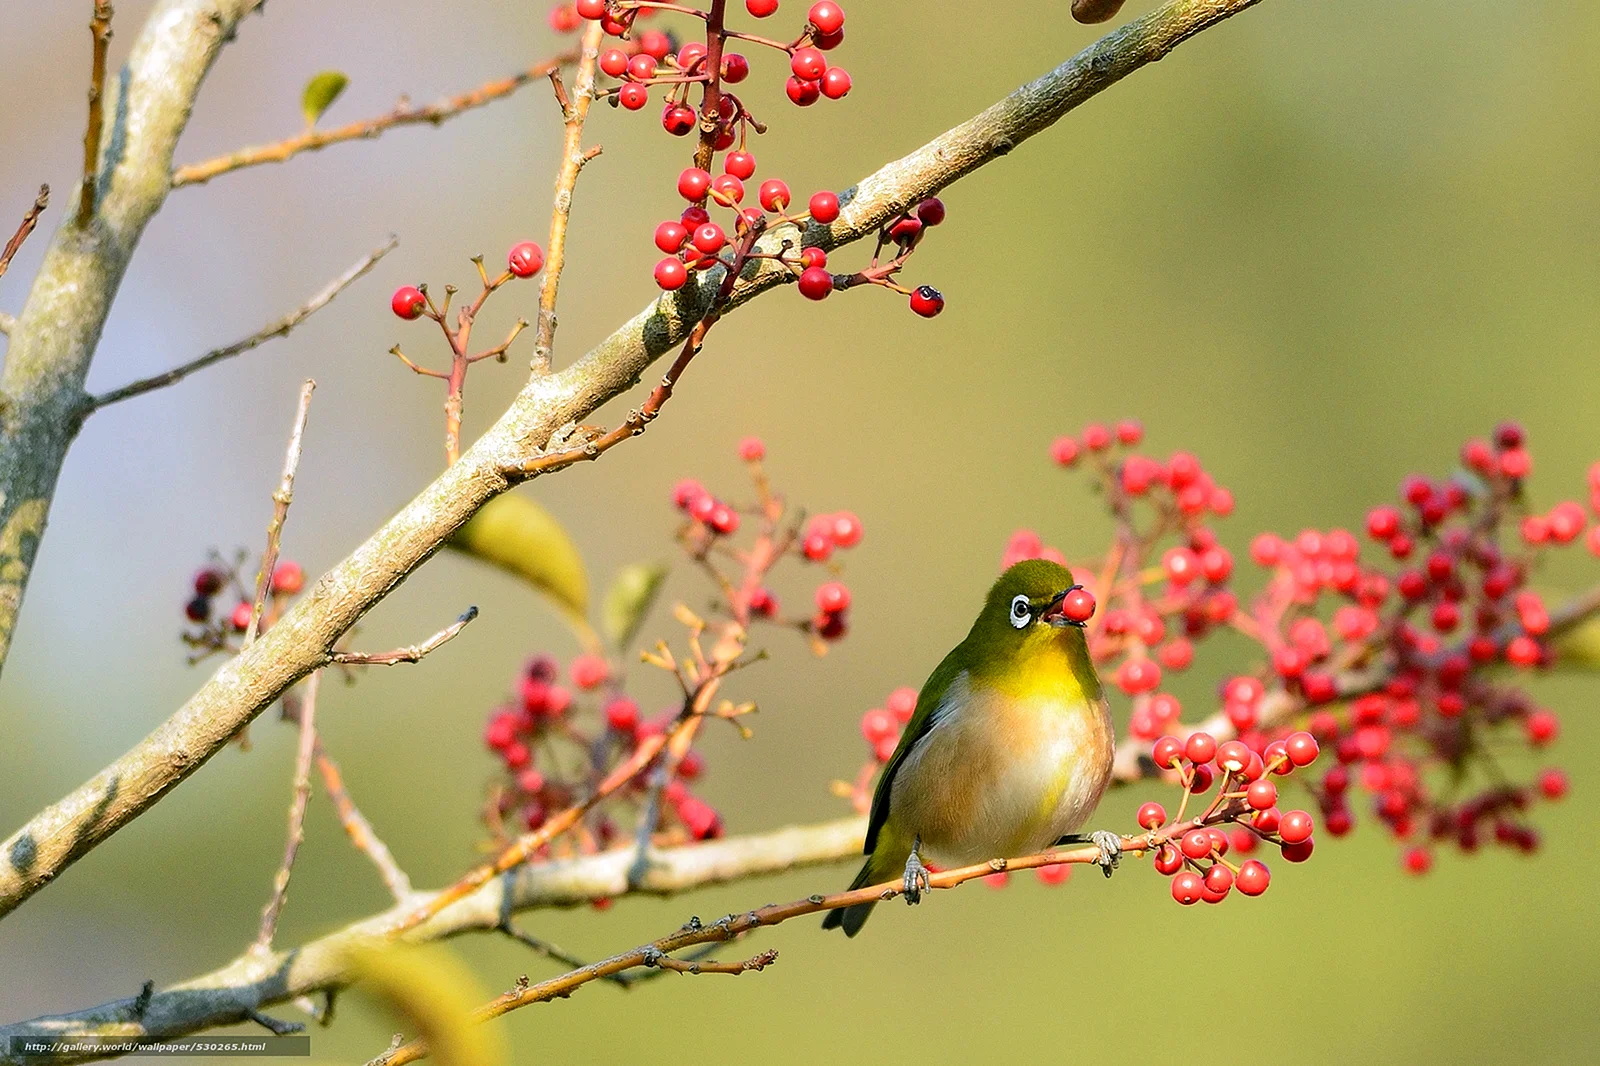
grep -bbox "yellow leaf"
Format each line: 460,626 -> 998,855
301,71 -> 349,128
1552,612 -> 1600,670
344,942 -> 503,1066
447,493 -> 588,623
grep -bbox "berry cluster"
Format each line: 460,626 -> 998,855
181,553 -> 304,661
548,2 -> 948,315
1142,728 -> 1321,904
482,651 -> 722,851
481,439 -> 865,884
671,436 -> 863,645
386,241 -> 544,463
1036,419 -> 1582,874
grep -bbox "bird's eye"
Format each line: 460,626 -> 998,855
1009,594 -> 1031,629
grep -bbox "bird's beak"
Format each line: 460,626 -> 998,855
1039,586 -> 1085,628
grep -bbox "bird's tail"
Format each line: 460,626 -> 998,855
822,843 -> 908,937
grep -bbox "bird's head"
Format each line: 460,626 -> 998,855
967,558 -> 1097,662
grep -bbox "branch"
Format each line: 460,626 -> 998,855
326,606 -> 478,666
0,0 -> 1269,921
312,739 -> 413,900
0,0 -> 263,673
83,237 -> 395,412
529,23 -> 604,375
244,381 -> 315,646
77,2 -> 114,228
0,186 -> 48,282
170,54 -> 579,188
0,817 -> 867,1065
251,671 -> 321,955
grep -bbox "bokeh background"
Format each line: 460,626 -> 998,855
2,0 -> 1598,1062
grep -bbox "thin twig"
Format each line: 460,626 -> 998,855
77,2 -> 114,227
0,186 -> 49,281
327,606 -> 478,666
313,740 -> 413,900
85,238 -> 395,411
244,381 -> 315,646
530,21 -> 605,374
170,55 -> 579,188
252,671 -> 321,956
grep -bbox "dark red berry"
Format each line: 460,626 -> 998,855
785,77 -> 820,106
798,266 -> 833,300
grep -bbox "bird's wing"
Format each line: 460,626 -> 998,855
862,644 -> 970,855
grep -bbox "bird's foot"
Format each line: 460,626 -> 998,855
1088,830 -> 1122,878
902,851 -> 931,905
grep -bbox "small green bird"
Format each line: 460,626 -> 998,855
823,559 -> 1118,936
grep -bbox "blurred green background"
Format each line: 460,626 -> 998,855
2,0 -> 1598,1061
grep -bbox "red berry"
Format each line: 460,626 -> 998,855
1151,735 -> 1184,771
692,223 -> 727,254
1136,802 -> 1166,830
808,1 -> 845,33
1202,864 -> 1233,902
576,0 -> 606,18
1050,436 -> 1080,467
808,190 -> 840,223
676,41 -> 708,71
507,241 -> 545,278
1247,779 -> 1278,811
1281,837 -> 1314,863
1284,731 -> 1320,767
785,76 -> 820,106
661,104 -> 696,136
1278,809 -> 1314,845
1180,829 -> 1213,860
746,0 -> 778,15
1538,767 -> 1569,800
710,174 -> 745,206
909,284 -> 944,318
599,48 -> 629,77
628,53 -> 658,80
709,504 -> 740,535
270,561 -> 304,595
654,257 -> 688,290
725,151 -> 757,180
749,587 -> 778,617
605,697 -> 640,732
1402,847 -> 1432,875
802,532 -> 833,561
738,436 -> 765,462
1171,871 -> 1204,905
571,654 -> 609,690
722,53 -> 750,82
1036,863 -> 1071,886
1153,843 -> 1183,875
617,82 -> 649,110
1216,740 -> 1252,774
798,266 -> 833,300
680,205 -> 711,229
677,168 -> 712,201
829,511 -> 863,547
886,686 -> 918,722
229,601 -> 252,631
759,179 -> 791,212
1525,709 -> 1558,745
1235,859 -> 1271,896
821,66 -> 851,99
654,220 -> 689,254
1183,731 -> 1216,765
1060,587 -> 1095,623
550,4 -> 582,32
816,581 -> 851,613
391,285 -> 426,320
637,29 -> 671,58
790,46 -> 826,80
861,707 -> 896,746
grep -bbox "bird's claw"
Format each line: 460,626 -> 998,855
902,851 -> 931,905
1089,830 -> 1122,878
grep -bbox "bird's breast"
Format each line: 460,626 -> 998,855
889,673 -> 1115,865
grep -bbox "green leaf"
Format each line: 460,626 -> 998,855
602,562 -> 669,650
301,70 -> 349,128
447,493 -> 588,624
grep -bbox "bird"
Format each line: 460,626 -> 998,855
822,558 -> 1118,937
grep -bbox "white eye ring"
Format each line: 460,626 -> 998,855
1009,594 -> 1031,629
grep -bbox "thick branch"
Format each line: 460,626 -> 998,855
170,54 -> 578,188
0,817 -> 866,1064
0,0 -> 1267,921
0,0 -> 261,672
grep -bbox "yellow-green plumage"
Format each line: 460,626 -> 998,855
823,560 -> 1113,936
